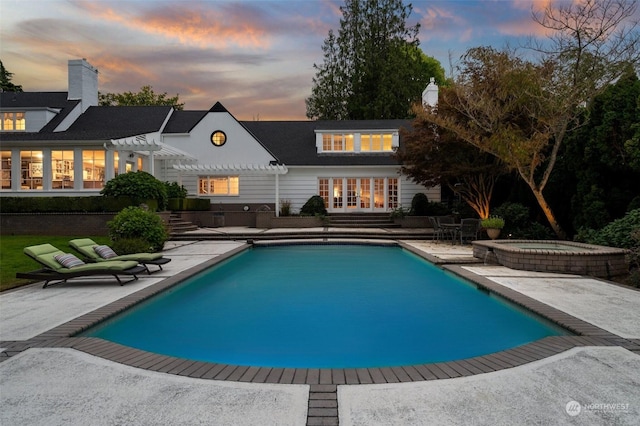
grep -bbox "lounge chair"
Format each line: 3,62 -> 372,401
69,238 -> 170,274
16,243 -> 146,288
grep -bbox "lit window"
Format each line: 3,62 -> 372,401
198,176 -> 239,195
321,134 -> 354,152
1,112 -> 26,131
361,133 -> 393,152
1,151 -> 11,190
318,178 -> 329,210
20,150 -> 43,190
211,130 -> 227,147
52,150 -> 75,189
83,150 -> 105,189
388,178 -> 398,210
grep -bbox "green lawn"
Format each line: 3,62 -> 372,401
0,235 -> 110,292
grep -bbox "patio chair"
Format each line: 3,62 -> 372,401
69,238 -> 171,274
428,216 -> 446,242
16,243 -> 146,288
458,218 -> 481,244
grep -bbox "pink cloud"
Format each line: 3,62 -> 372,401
75,1 -> 272,49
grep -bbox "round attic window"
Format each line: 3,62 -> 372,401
211,130 -> 227,147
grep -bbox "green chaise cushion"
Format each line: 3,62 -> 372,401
24,243 -> 140,273
69,238 -> 163,262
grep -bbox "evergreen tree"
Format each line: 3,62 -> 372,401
0,60 -> 23,92
306,0 -> 444,120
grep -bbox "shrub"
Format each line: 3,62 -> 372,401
0,196 -> 136,213
100,171 -> 168,211
410,193 -> 429,216
577,208 -> 640,249
424,201 -> 451,216
164,181 -> 188,199
480,216 -> 505,229
493,202 -> 554,239
280,199 -> 292,216
110,238 -> 156,255
107,206 -> 168,252
167,198 -> 211,211
300,195 -> 327,216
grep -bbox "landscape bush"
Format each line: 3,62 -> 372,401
107,206 -> 168,252
0,196 -> 136,213
576,208 -> 640,249
300,195 -> 327,216
100,171 -> 168,211
493,202 -> 554,239
410,193 -> 429,216
164,181 -> 188,199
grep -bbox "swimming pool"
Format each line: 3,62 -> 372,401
83,245 -> 568,368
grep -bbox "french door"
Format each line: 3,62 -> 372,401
319,177 -> 398,212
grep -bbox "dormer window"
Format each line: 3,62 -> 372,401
317,131 -> 397,153
361,133 -> 393,152
2,112 -> 25,131
322,134 -> 354,152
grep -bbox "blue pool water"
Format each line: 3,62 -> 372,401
84,245 -> 568,368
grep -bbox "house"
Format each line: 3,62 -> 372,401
1,59 -> 440,216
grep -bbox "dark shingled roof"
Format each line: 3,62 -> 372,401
65,106 -> 172,139
1,94 -> 413,167
241,120 -> 412,166
0,91 -> 81,135
163,110 -> 207,133
0,105 -> 172,141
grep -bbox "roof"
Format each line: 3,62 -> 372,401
1,93 -> 412,166
0,91 -> 81,134
241,120 -> 412,166
0,105 -> 172,141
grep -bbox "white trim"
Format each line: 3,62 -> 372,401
173,163 -> 288,175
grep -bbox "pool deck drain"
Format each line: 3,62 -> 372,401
2,237 -> 640,425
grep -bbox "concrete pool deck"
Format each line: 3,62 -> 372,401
1,235 -> 639,425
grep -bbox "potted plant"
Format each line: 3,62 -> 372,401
481,216 -> 505,239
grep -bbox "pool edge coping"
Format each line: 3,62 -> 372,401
1,239 -> 639,388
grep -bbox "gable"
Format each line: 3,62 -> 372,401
162,103 -> 277,165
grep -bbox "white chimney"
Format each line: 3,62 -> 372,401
68,59 -> 98,111
422,77 -> 438,107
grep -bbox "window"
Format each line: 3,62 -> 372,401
83,150 -> 105,189
20,150 -> 43,190
322,134 -> 354,152
198,176 -> 239,195
2,112 -> 25,131
52,150 -> 74,189
388,178 -> 398,210
211,130 -> 227,147
318,178 -> 329,210
361,133 -> 393,152
1,151 -> 11,189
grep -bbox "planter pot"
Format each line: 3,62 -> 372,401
486,228 -> 501,240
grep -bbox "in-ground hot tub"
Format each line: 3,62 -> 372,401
472,240 -> 629,278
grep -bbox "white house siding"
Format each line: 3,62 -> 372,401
161,111 -> 276,166
401,178 -> 440,207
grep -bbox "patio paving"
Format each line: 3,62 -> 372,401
1,231 -> 639,425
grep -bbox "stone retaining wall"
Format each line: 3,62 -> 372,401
472,240 -> 629,278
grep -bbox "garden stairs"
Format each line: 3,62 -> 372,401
327,213 -> 399,228
168,213 -> 198,234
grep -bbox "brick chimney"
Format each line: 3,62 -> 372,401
68,59 -> 98,112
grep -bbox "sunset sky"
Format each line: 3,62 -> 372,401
0,0 -> 599,120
